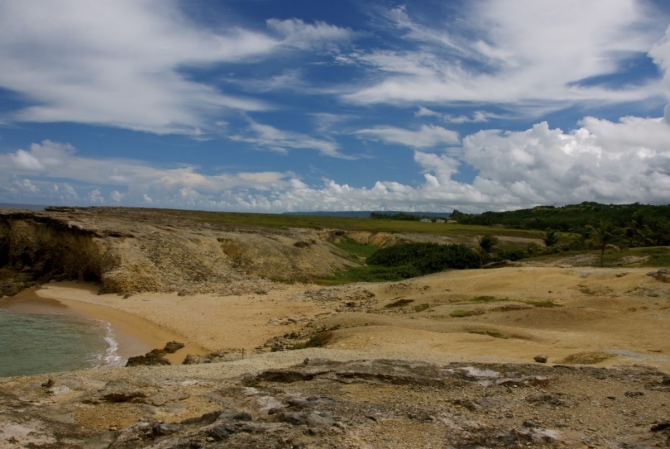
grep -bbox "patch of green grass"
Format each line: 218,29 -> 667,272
316,264 -> 422,285
153,207 -> 543,239
413,303 -> 430,312
522,300 -> 560,308
385,298 -> 414,308
450,309 -> 484,318
632,247 -> 670,267
560,352 -> 615,364
469,330 -> 508,339
292,331 -> 334,350
332,238 -> 381,258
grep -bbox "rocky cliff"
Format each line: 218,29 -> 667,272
0,207 -> 356,297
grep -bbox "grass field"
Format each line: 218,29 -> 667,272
163,209 -> 544,239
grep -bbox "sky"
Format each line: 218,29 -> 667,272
1,0 -> 670,213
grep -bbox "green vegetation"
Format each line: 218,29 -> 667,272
452,202 -> 670,242
523,300 -> 560,308
332,238 -> 380,258
158,208 -> 542,239
370,212 -> 448,222
469,330 -> 507,339
560,352 -> 615,365
367,243 -> 481,274
413,303 -> 430,312
317,265 -> 423,285
450,309 -> 484,318
292,331 -> 334,349
543,228 -> 559,247
639,247 -> 670,267
469,296 -> 507,303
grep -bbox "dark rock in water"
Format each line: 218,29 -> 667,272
163,341 -> 185,353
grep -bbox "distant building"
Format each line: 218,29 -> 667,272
420,218 -> 432,223
436,219 -> 445,223
447,219 -> 458,224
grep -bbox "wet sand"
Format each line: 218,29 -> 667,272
1,287 -> 206,364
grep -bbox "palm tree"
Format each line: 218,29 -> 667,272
476,234 -> 498,265
585,223 -> 620,267
543,228 -> 559,247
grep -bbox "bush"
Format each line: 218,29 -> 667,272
496,249 -> 529,261
367,243 -> 480,276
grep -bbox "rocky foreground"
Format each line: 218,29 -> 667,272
1,355 -> 670,448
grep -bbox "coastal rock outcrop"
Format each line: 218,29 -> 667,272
0,207 -> 356,297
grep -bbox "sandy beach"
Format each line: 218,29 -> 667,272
18,266 -> 670,371
33,281 -> 329,362
0,287 -> 207,363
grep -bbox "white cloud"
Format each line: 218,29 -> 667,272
355,124 -> 459,148
87,189 -> 104,203
0,1 -> 351,134
416,107 -> 498,123
110,191 -> 124,203
2,114 -> 670,212
0,140 -> 294,205
266,18 -> 353,50
230,120 -> 355,159
344,0 -> 668,112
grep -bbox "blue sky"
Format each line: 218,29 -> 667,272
1,0 -> 670,213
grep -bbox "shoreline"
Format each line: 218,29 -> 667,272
1,287 -> 207,364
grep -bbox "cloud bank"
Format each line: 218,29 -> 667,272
3,113 -> 669,212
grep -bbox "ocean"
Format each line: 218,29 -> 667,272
0,308 -> 123,377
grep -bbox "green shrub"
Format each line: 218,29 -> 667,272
367,243 -> 480,276
413,303 -> 430,312
496,249 -> 529,261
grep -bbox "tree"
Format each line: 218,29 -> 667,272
585,223 -> 621,267
543,228 -> 559,247
477,234 -> 498,254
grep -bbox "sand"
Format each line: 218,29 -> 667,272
25,266 -> 670,371
34,281 -> 329,360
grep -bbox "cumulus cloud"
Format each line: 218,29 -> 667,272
355,125 -> 459,148
0,140 -> 294,205
0,1 -> 352,134
344,0 -> 668,112
2,114 -> 670,211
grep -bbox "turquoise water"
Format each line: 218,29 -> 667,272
0,309 -> 121,377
